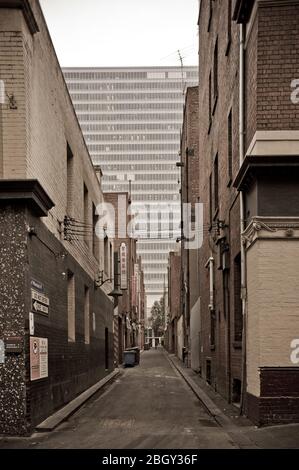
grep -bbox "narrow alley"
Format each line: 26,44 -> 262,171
0,349 -> 236,449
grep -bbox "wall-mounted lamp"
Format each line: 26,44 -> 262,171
95,270 -> 112,288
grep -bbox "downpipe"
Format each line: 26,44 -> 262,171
239,23 -> 247,415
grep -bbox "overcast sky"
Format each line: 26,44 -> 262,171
40,0 -> 199,68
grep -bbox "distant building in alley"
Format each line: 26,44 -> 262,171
165,250 -> 181,357
179,86 -> 200,370
103,191 -> 146,365
0,0 -> 115,435
63,66 -> 198,313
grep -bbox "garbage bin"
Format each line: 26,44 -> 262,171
126,347 -> 140,365
123,349 -> 136,367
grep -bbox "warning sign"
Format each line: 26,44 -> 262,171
30,337 -> 48,381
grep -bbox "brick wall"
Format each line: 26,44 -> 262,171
0,12 -> 27,178
168,252 -> 181,323
0,1 -> 115,435
0,2 -> 111,280
257,4 -> 299,132
181,86 -> 200,311
197,0 -> 242,399
245,1 -> 299,152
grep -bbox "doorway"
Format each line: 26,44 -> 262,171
105,327 -> 109,370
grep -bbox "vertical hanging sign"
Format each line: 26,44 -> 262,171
120,243 -> 128,290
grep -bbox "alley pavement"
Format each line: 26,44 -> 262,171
0,348 -> 237,449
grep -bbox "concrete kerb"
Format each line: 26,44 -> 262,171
164,352 -> 260,449
36,369 -> 120,432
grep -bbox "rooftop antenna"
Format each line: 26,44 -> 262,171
177,49 -> 186,96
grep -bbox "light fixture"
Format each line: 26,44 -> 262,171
95,270 -> 113,288
108,288 -> 123,299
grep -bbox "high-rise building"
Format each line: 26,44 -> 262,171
63,66 -> 198,313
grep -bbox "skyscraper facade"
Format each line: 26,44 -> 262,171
63,66 -> 198,312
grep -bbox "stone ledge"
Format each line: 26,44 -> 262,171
36,369 -> 120,432
0,0 -> 39,34
0,179 -> 54,217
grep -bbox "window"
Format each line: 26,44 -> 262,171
110,242 -> 113,278
84,286 -> 90,345
213,154 -> 219,215
234,253 -> 243,342
66,144 -> 74,216
67,271 -> 75,342
105,327 -> 109,370
83,184 -> 89,246
232,378 -> 241,404
209,173 -> 213,228
104,235 -> 109,275
208,72 -> 212,130
226,0 -> 232,55
92,203 -> 99,259
228,110 -> 233,184
213,39 -> 218,109
210,312 -> 216,348
223,269 -> 230,320
206,359 -> 212,385
208,0 -> 213,32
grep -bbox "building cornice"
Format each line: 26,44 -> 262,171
0,0 -> 39,35
242,216 -> 299,249
233,155 -> 299,191
0,179 -> 54,217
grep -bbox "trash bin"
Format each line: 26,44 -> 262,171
126,347 -> 140,365
123,349 -> 136,367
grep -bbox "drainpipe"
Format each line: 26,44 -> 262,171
239,23 -> 247,414
205,257 -> 214,312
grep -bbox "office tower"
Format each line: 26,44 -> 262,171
63,66 -> 198,313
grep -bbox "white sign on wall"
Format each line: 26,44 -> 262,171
29,312 -> 35,336
30,337 -> 48,381
120,243 -> 128,290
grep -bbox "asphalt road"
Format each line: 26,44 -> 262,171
0,348 -> 236,449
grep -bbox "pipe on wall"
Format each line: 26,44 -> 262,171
239,22 -> 247,414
